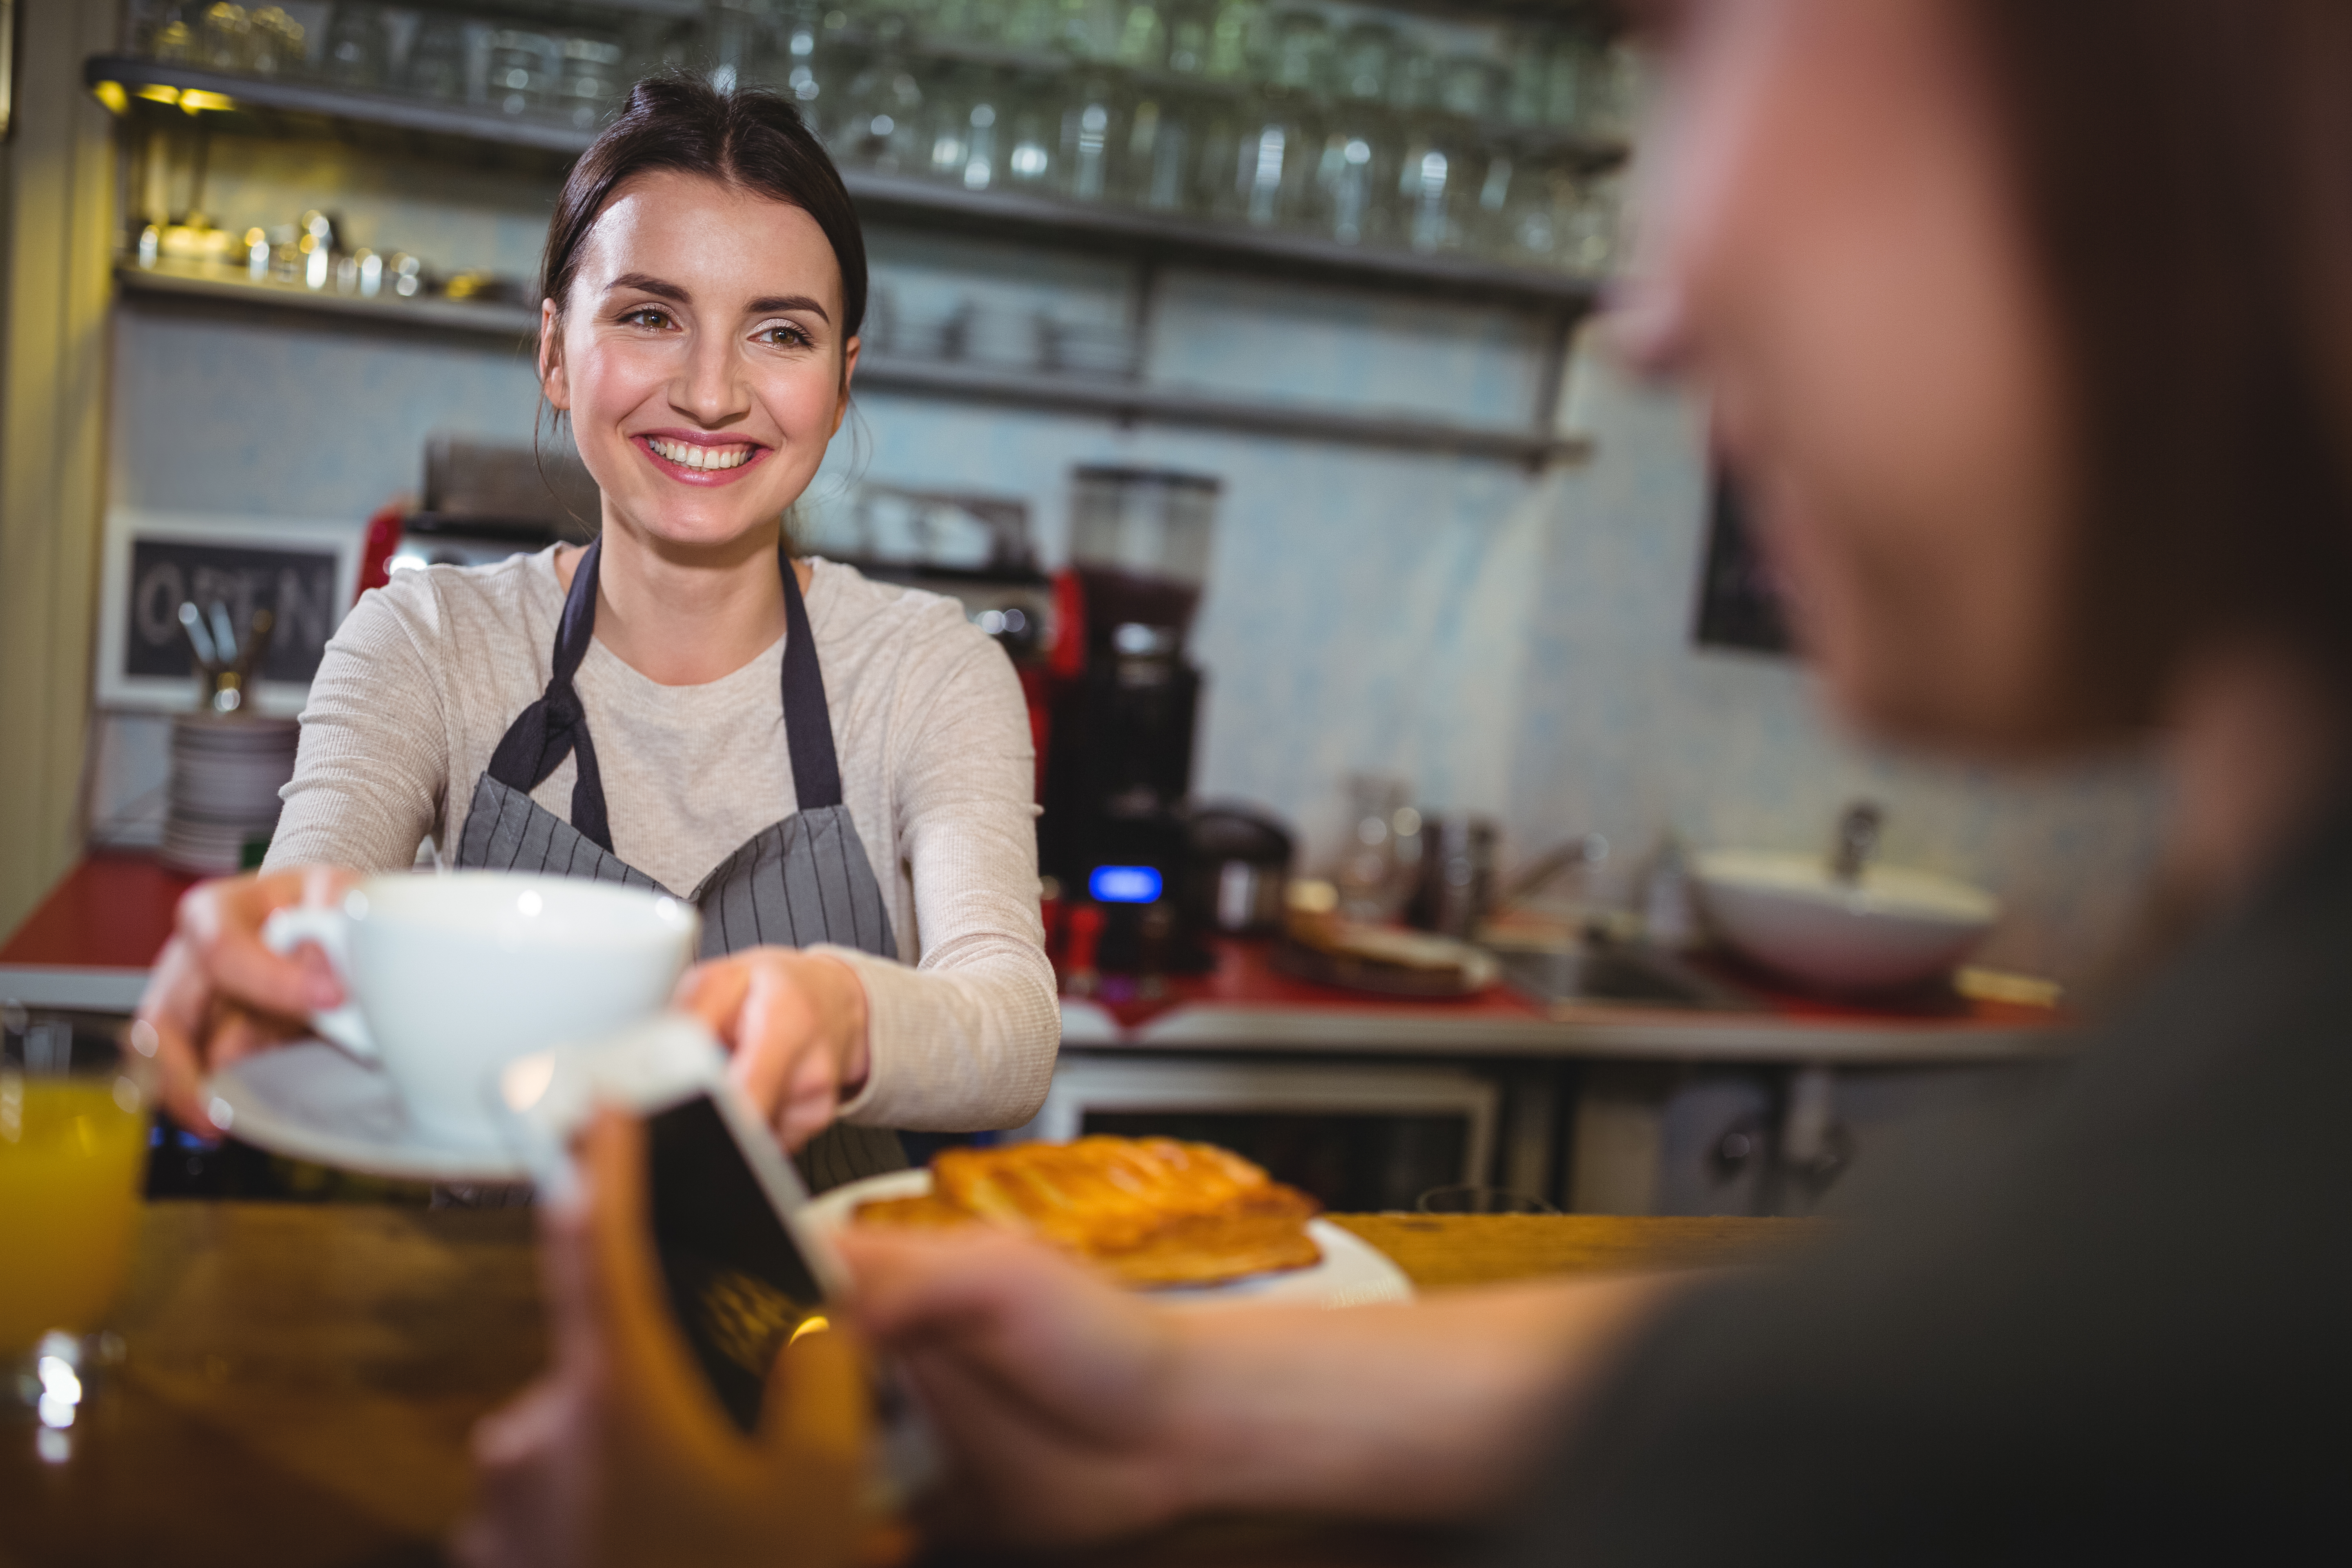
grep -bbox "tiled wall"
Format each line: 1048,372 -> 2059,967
99,137 -> 2169,986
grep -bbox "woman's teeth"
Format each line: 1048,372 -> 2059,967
647,437 -> 754,471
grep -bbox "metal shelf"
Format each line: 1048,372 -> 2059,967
851,356 -> 1586,464
86,55 -> 1606,309
115,258 -> 541,335
112,260 -> 1584,464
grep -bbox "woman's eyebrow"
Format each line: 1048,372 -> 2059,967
607,271 -> 688,303
748,294 -> 831,323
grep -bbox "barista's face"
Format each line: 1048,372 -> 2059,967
1626,0 -> 2076,753
541,171 -> 857,555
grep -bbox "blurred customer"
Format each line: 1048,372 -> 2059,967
464,0 -> 2352,1561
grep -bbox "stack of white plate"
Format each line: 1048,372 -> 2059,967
161,715 -> 301,875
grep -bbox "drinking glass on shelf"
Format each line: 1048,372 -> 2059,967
1396,136 -> 1455,253
1113,1 -> 1169,71
940,68 -> 1010,191
1269,7 -> 1334,95
1563,168 -> 1628,278
1002,0 -> 1061,52
2,1010 -> 156,1466
926,0 -> 991,46
1336,774 -> 1417,923
1200,0 -> 1267,85
1230,106 -> 1312,228
1544,30 -> 1597,134
1058,73 -> 1125,203
1578,43 -> 1644,145
325,4 -> 387,87
1187,98 -> 1247,220
1499,154 -> 1574,269
487,29 -> 555,118
1225,10 -> 1325,232
706,0 -> 762,95
405,14 -> 464,100
1334,17 -> 1394,103
1122,90 -> 1194,210
921,65 -> 976,184
1162,0 -> 1212,75
775,0 -> 848,113
148,11 -> 197,64
553,33 -> 627,131
1503,27 -> 1557,129
1438,53 -> 1505,125
200,2 -> 254,72
1005,71 -> 1063,194
1386,22 -> 1439,118
841,50 -> 930,174
247,6 -> 305,78
1316,19 -> 1401,246
1053,0 -> 1125,63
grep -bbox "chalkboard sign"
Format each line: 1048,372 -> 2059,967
1692,472 -> 1795,655
98,511 -> 361,715
123,539 -> 343,682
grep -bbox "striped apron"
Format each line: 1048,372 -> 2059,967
454,536 -> 907,1192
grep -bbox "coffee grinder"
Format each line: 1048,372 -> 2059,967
1039,467 -> 1220,976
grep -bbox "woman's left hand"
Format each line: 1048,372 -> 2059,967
675,948 -> 872,1150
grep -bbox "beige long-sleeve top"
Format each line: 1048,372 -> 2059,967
265,548 -> 1058,1132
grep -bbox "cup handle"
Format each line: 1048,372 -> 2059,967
261,904 -> 378,1065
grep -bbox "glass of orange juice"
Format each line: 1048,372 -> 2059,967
1,1009 -> 153,1450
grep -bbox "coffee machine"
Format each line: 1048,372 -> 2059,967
1039,467 -> 1220,975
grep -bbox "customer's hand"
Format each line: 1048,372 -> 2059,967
133,866 -> 361,1135
456,1110 -> 875,1568
843,1227 -> 1192,1547
675,948 -> 871,1150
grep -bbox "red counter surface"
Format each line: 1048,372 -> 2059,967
1063,928 -> 2065,1063
0,854 -> 197,1011
2,855 -> 2063,1062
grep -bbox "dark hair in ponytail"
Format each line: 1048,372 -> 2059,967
540,74 -> 868,343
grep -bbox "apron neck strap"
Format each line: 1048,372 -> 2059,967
485,535 -> 843,849
780,548 -> 843,810
484,536 -> 616,848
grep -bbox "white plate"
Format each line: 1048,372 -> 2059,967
205,1040 -> 527,1184
804,1169 -> 1415,1307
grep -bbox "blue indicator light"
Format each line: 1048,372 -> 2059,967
1089,865 -> 1163,904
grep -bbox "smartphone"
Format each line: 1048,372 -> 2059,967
492,1016 -> 933,1504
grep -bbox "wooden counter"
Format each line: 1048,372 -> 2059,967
4,1203 -> 1811,1567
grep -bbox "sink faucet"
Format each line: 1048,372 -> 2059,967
1829,802 -> 1884,884
1503,832 -> 1612,903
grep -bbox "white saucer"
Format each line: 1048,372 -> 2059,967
803,1169 -> 1415,1307
205,1040 -> 528,1184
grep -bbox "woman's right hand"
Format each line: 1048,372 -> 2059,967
133,866 -> 362,1136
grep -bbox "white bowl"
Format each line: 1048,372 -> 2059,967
1691,849 -> 1999,994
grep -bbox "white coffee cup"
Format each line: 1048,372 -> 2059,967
261,872 -> 700,1148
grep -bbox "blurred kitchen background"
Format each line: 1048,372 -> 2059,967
2,0 -> 2168,1216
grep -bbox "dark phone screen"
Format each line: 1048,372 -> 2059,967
645,1095 -> 828,1434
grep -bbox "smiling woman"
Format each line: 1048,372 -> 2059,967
133,78 -> 1060,1191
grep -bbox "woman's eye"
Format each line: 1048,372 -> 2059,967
619,306 -> 673,329
757,322 -> 815,349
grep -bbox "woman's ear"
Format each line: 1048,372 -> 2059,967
830,336 -> 860,439
539,297 -> 570,412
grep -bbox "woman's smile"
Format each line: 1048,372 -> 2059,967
636,431 -> 770,485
